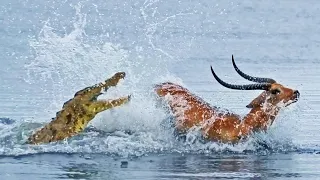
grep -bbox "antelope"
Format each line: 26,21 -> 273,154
155,55 -> 300,144
27,72 -> 131,145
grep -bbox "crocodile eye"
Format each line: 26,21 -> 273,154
271,89 -> 281,95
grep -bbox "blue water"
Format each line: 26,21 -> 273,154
1,0 -> 320,179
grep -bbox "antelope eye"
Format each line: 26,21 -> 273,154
271,89 -> 281,95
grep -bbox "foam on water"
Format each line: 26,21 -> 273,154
0,3 -> 306,157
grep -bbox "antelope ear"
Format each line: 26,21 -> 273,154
246,103 -> 253,108
245,97 -> 260,108
246,91 -> 267,108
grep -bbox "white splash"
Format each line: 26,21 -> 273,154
0,3 -> 300,157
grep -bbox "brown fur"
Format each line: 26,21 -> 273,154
155,81 -> 299,144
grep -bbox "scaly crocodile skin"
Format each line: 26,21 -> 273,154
27,72 -> 130,145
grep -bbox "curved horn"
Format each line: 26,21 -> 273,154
232,55 -> 276,84
210,66 -> 270,90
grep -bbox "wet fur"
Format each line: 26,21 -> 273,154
155,80 -> 299,144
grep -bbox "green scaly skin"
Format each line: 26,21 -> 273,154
27,72 -> 130,145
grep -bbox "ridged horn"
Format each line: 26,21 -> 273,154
232,55 -> 276,84
210,66 -> 271,90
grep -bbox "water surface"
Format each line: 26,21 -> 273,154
0,0 -> 319,179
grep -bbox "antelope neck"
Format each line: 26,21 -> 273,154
239,104 -> 280,137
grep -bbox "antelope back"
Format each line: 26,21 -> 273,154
155,82 -> 215,131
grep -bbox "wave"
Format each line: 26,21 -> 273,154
0,3 -> 307,157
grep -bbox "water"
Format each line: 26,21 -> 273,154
1,0 -> 320,179
1,153 -> 320,179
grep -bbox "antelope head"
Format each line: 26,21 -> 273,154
210,55 -> 300,112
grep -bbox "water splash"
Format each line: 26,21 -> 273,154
0,3 -> 302,157
140,0 -> 195,60
10,3 -> 179,156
